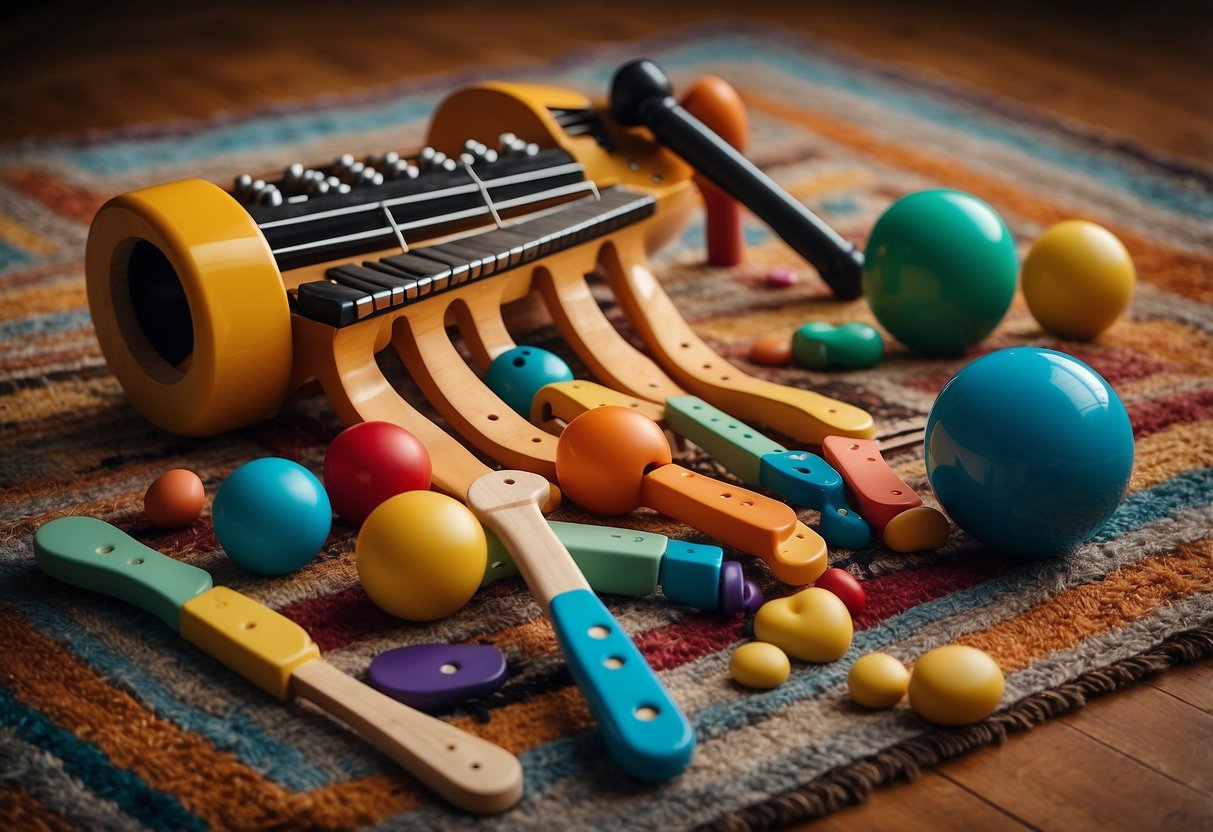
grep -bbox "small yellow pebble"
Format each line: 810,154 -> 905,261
753,587 -> 853,662
883,505 -> 950,553
847,653 -> 910,708
730,641 -> 791,689
908,644 -> 1005,726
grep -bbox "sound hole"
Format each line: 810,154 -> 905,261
127,240 -> 194,367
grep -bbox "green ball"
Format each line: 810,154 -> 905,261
862,190 -> 1017,355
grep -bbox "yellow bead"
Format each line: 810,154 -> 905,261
753,587 -> 853,663
730,641 -> 791,689
847,652 -> 910,709
908,644 -> 1005,725
883,505 -> 950,553
1021,220 -> 1135,340
357,491 -> 487,621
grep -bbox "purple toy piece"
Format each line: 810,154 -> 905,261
742,580 -> 764,615
367,643 -> 508,711
719,561 -> 745,616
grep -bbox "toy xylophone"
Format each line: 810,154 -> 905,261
85,63 -> 875,508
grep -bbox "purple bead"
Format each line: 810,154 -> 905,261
718,561 -> 745,617
367,643 -> 507,711
741,580 -> 764,615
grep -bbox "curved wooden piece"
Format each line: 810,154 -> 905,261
599,234 -> 875,446
389,290 -> 560,481
292,316 -> 498,501
534,229 -> 685,403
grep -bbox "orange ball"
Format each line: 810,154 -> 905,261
555,406 -> 671,515
144,469 -> 206,529
748,334 -> 793,367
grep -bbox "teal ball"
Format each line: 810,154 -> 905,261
485,346 -> 574,417
925,348 -> 1134,557
863,190 -> 1017,355
213,458 -> 332,575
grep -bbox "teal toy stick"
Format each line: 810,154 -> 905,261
483,520 -> 757,613
467,470 -> 696,782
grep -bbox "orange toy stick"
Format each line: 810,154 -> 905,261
555,406 -> 827,585
681,75 -> 749,267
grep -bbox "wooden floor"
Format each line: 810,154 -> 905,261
3,1 -> 1211,828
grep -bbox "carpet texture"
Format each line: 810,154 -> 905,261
2,22 -> 1211,831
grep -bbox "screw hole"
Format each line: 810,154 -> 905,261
588,625 -> 610,640
130,558 -> 144,566
503,478 -> 516,485
440,663 -> 460,675
634,706 -> 659,722
604,657 -> 624,670
96,545 -> 114,554
488,414 -> 499,421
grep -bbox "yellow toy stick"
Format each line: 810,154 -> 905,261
32,516 -> 524,815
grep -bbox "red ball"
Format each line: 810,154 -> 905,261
324,422 -> 432,524
814,567 -> 867,617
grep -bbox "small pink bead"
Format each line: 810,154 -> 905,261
765,267 -> 799,288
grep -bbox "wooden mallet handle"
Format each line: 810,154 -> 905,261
610,58 -> 864,299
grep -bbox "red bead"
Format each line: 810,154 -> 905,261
814,567 -> 867,617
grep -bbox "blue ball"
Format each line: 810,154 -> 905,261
925,348 -> 1134,557
485,346 -> 573,417
213,458 -> 332,575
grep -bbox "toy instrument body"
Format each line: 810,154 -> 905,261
86,80 -> 873,501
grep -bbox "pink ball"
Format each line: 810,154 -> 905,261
324,422 -> 432,524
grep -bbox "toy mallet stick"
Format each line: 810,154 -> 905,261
467,470 -> 696,782
610,58 -> 865,299
32,516 -> 524,815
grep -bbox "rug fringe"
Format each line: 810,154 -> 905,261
701,625 -> 1213,831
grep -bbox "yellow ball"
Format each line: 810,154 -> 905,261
356,491 -> 487,621
730,642 -> 791,689
1021,220 -> 1135,339
847,652 -> 910,708
907,644 -> 1005,726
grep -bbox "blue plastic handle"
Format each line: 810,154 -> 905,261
548,588 -> 695,781
760,450 -> 872,549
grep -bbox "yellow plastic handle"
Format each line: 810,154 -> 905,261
180,586 -> 320,700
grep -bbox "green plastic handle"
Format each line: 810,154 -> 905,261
32,516 -> 214,631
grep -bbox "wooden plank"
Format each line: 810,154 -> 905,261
805,769 -> 1030,832
939,718 -> 1213,831
1060,668 -> 1213,794
1150,659 -> 1213,713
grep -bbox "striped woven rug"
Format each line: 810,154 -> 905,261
2,23 -> 1211,831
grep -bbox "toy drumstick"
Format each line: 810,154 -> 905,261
467,470 -> 696,781
32,517 -> 523,814
610,59 -> 864,299
554,406 -> 828,585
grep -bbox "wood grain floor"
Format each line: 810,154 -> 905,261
3,1 -> 1211,828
